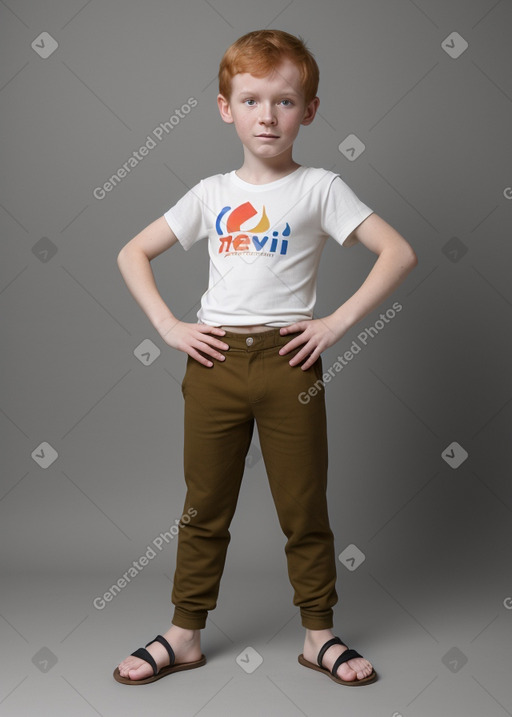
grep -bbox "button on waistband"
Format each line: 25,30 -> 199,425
221,328 -> 295,351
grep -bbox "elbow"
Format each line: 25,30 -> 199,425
117,244 -> 133,267
117,243 -> 150,271
408,246 -> 419,270
116,247 -> 126,269
401,243 -> 418,273
383,242 -> 418,274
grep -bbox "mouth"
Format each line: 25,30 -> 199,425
256,134 -> 279,138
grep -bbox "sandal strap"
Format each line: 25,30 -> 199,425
130,647 -> 157,676
331,648 -> 363,677
317,636 -> 343,668
145,634 -> 175,668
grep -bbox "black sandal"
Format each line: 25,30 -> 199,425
298,636 -> 377,685
113,634 -> 206,685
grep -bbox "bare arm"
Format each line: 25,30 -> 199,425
117,216 -> 228,366
279,213 -> 418,369
329,212 -> 418,329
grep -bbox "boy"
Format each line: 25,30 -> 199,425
114,29 -> 417,687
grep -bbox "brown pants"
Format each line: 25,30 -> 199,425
171,328 -> 338,630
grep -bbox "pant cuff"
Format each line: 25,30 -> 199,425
300,608 -> 334,630
172,606 -> 207,630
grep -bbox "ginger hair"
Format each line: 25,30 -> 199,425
218,29 -> 319,105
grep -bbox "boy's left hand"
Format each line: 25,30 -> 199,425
279,316 -> 346,370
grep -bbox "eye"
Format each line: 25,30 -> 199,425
280,99 -> 293,106
244,99 -> 256,106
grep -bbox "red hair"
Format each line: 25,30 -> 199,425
218,29 -> 319,105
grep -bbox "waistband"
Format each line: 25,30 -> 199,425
222,328 -> 299,352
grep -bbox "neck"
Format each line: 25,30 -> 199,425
237,149 -> 300,185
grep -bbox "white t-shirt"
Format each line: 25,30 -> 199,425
163,165 -> 373,327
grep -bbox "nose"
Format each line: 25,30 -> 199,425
258,101 -> 276,125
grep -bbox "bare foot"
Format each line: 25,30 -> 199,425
116,625 -> 202,681
303,629 -> 374,682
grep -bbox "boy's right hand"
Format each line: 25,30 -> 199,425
156,317 -> 229,367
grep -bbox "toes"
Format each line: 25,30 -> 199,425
337,658 -> 373,682
117,656 -> 153,681
128,666 -> 145,680
128,662 -> 153,680
340,666 -> 358,681
117,659 -> 130,676
335,660 -> 357,682
354,659 -> 373,680
119,657 -> 136,673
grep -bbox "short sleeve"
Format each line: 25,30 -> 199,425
163,180 -> 209,250
321,175 -> 374,248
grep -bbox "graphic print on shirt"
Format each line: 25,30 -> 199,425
215,202 -> 291,258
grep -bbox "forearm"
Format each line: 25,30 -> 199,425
117,246 -> 177,333
331,244 -> 417,332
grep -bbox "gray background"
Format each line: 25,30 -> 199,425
1,0 -> 511,715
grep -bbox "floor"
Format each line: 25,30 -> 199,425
1,566 -> 511,717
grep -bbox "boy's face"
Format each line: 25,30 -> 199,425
217,57 -> 319,163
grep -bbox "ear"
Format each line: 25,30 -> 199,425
301,96 -> 320,126
217,94 -> 234,124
